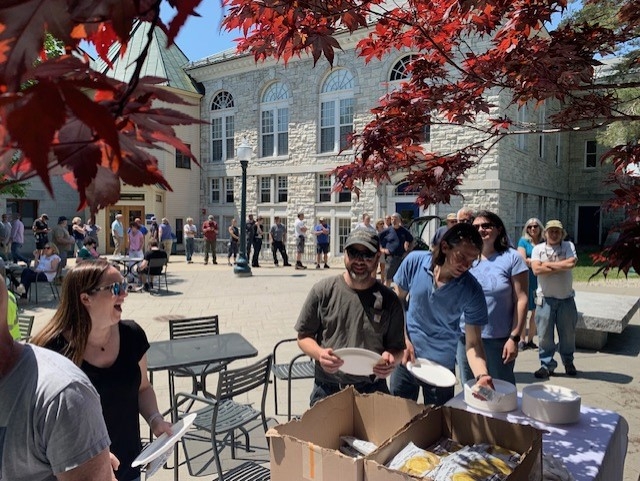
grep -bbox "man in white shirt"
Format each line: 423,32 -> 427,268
294,212 -> 308,270
531,220 -> 578,379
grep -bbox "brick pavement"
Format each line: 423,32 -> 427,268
26,257 -> 640,481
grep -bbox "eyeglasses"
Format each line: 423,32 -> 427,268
43,246 -> 51,249
458,218 -> 473,224
527,225 -> 540,229
474,223 -> 495,230
91,281 -> 127,296
346,247 -> 376,261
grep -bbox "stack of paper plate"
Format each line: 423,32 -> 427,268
463,379 -> 518,413
522,384 -> 581,424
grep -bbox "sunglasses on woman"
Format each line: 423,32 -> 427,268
91,281 -> 128,296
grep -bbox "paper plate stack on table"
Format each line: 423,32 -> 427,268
522,384 -> 581,424
463,379 -> 518,413
406,358 -> 457,387
334,348 -> 384,376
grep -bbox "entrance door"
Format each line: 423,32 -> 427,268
107,206 -> 145,253
395,202 -> 420,226
577,206 -> 600,246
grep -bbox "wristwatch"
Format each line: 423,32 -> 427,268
509,334 -> 521,343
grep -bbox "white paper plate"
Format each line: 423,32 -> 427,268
132,413 -> 197,467
463,379 -> 518,413
406,358 -> 457,387
333,347 -> 382,376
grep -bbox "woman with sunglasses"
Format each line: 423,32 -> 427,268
390,223 -> 493,406
32,260 -> 172,481
517,217 -> 544,350
13,243 -> 61,298
456,211 -> 528,386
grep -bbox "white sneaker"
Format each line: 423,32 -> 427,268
16,284 -> 26,295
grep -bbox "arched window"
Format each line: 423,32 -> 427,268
211,91 -> 235,162
389,55 -> 430,143
260,82 -> 291,157
394,181 -> 421,196
319,69 -> 355,153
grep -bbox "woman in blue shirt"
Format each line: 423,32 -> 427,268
517,217 -> 544,350
457,211 -> 528,385
390,223 -> 492,406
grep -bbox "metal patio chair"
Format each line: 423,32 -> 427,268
174,355 -> 273,481
271,338 -> 315,420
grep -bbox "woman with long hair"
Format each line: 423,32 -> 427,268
32,260 -> 172,481
456,210 -> 528,385
517,217 -> 544,350
390,223 -> 493,406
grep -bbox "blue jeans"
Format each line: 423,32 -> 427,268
11,242 -> 29,263
456,336 -> 515,386
185,237 -> 194,261
535,296 -> 577,371
390,363 -> 454,406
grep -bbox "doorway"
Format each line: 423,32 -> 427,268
576,205 -> 601,246
107,206 -> 145,253
395,202 -> 420,226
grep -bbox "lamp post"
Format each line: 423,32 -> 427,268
234,138 -> 252,277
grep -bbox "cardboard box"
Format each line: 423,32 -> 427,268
365,407 -> 543,481
267,387 -> 429,481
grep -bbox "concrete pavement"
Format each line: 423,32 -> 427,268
25,255 -> 640,481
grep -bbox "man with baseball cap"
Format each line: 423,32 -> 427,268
295,229 -> 406,405
431,212 -> 458,248
531,220 -> 578,378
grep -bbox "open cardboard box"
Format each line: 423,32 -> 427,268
267,387 -> 429,481
365,406 -> 543,481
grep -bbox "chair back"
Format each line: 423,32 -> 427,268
217,355 -> 272,403
169,315 -> 220,340
147,256 -> 167,275
18,315 -> 35,340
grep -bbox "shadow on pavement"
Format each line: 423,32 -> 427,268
601,325 -> 640,357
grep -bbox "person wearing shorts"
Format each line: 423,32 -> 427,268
294,212 -> 308,269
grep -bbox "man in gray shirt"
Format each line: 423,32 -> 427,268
0,281 -> 117,481
296,229 -> 405,405
269,216 -> 291,267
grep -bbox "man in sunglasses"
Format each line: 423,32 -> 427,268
295,229 -> 406,405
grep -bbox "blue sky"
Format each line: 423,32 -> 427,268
162,0 -> 236,61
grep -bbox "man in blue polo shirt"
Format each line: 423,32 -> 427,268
390,223 -> 492,406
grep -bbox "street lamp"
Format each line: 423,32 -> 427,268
234,137 -> 253,277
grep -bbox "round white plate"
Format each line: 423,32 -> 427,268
522,384 -> 581,424
406,358 -> 457,387
463,379 -> 518,413
333,347 -> 382,376
131,413 -> 197,467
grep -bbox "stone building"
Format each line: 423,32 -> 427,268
2,23 -> 616,257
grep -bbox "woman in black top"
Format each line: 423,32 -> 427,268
33,260 -> 172,481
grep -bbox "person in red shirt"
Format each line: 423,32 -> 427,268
202,215 -> 219,265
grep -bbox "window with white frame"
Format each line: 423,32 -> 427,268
537,103 -> 546,159
211,91 -> 235,162
555,133 -> 562,167
175,143 -> 191,169
259,176 -> 272,203
277,175 -> 288,203
317,173 -> 332,202
261,82 -> 290,157
210,178 -> 221,203
337,218 -> 351,253
320,70 -> 355,153
389,55 -> 430,142
584,140 -> 597,168
338,186 -> 351,203
225,178 -> 234,203
515,193 -> 527,239
516,105 -> 527,151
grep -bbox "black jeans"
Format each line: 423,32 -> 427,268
251,238 -> 263,266
271,240 -> 289,265
310,378 -> 389,407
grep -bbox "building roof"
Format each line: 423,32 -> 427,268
94,21 -> 199,93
